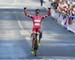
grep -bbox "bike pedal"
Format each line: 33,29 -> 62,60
38,43 -> 41,46
31,50 -> 35,54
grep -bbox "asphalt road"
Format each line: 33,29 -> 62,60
0,9 -> 75,60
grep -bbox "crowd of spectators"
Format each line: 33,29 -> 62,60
47,0 -> 75,33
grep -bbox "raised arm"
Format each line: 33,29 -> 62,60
24,7 -> 32,17
42,8 -> 51,19
47,8 -> 51,16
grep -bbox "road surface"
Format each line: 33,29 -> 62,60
0,9 -> 75,60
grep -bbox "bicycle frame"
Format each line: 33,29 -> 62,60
32,32 -> 38,56
31,30 -> 42,56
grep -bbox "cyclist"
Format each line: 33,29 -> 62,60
24,8 -> 51,46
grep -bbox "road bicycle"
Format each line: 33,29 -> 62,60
31,31 -> 42,56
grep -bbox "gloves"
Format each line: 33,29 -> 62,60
24,7 -> 26,10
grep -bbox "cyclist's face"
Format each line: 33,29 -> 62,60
36,10 -> 40,15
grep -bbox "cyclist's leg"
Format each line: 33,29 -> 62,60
38,27 -> 42,43
31,27 -> 35,49
31,27 -> 37,49
39,32 -> 42,43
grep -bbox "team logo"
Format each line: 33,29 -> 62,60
34,20 -> 41,22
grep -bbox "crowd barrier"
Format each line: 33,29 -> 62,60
51,8 -> 75,34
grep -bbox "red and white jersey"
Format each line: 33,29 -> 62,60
31,15 -> 47,27
24,9 -> 50,28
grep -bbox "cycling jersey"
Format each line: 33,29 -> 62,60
31,16 -> 46,26
30,15 -> 48,33
24,8 -> 50,33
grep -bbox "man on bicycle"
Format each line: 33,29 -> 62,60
24,8 -> 51,45
24,8 -> 51,55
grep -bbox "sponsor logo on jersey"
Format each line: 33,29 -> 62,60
34,20 -> 41,22
34,23 -> 40,26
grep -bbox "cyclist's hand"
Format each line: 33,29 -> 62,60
24,7 -> 27,10
47,8 -> 51,16
48,8 -> 51,12
48,8 -> 50,10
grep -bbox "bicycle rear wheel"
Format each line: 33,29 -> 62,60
34,49 -> 37,56
32,33 -> 38,56
33,39 -> 38,56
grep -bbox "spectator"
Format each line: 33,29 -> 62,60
70,5 -> 75,15
68,5 -> 75,25
51,0 -> 59,9
57,0 -> 69,15
40,0 -> 43,6
56,0 -> 69,26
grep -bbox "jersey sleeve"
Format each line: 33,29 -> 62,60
42,12 -> 50,19
26,14 -> 32,18
42,15 -> 48,19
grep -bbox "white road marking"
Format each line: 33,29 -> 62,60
37,56 -> 75,60
42,43 -> 75,46
17,20 -> 30,36
15,13 -> 32,45
0,19 -> 24,40
17,20 -> 24,29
